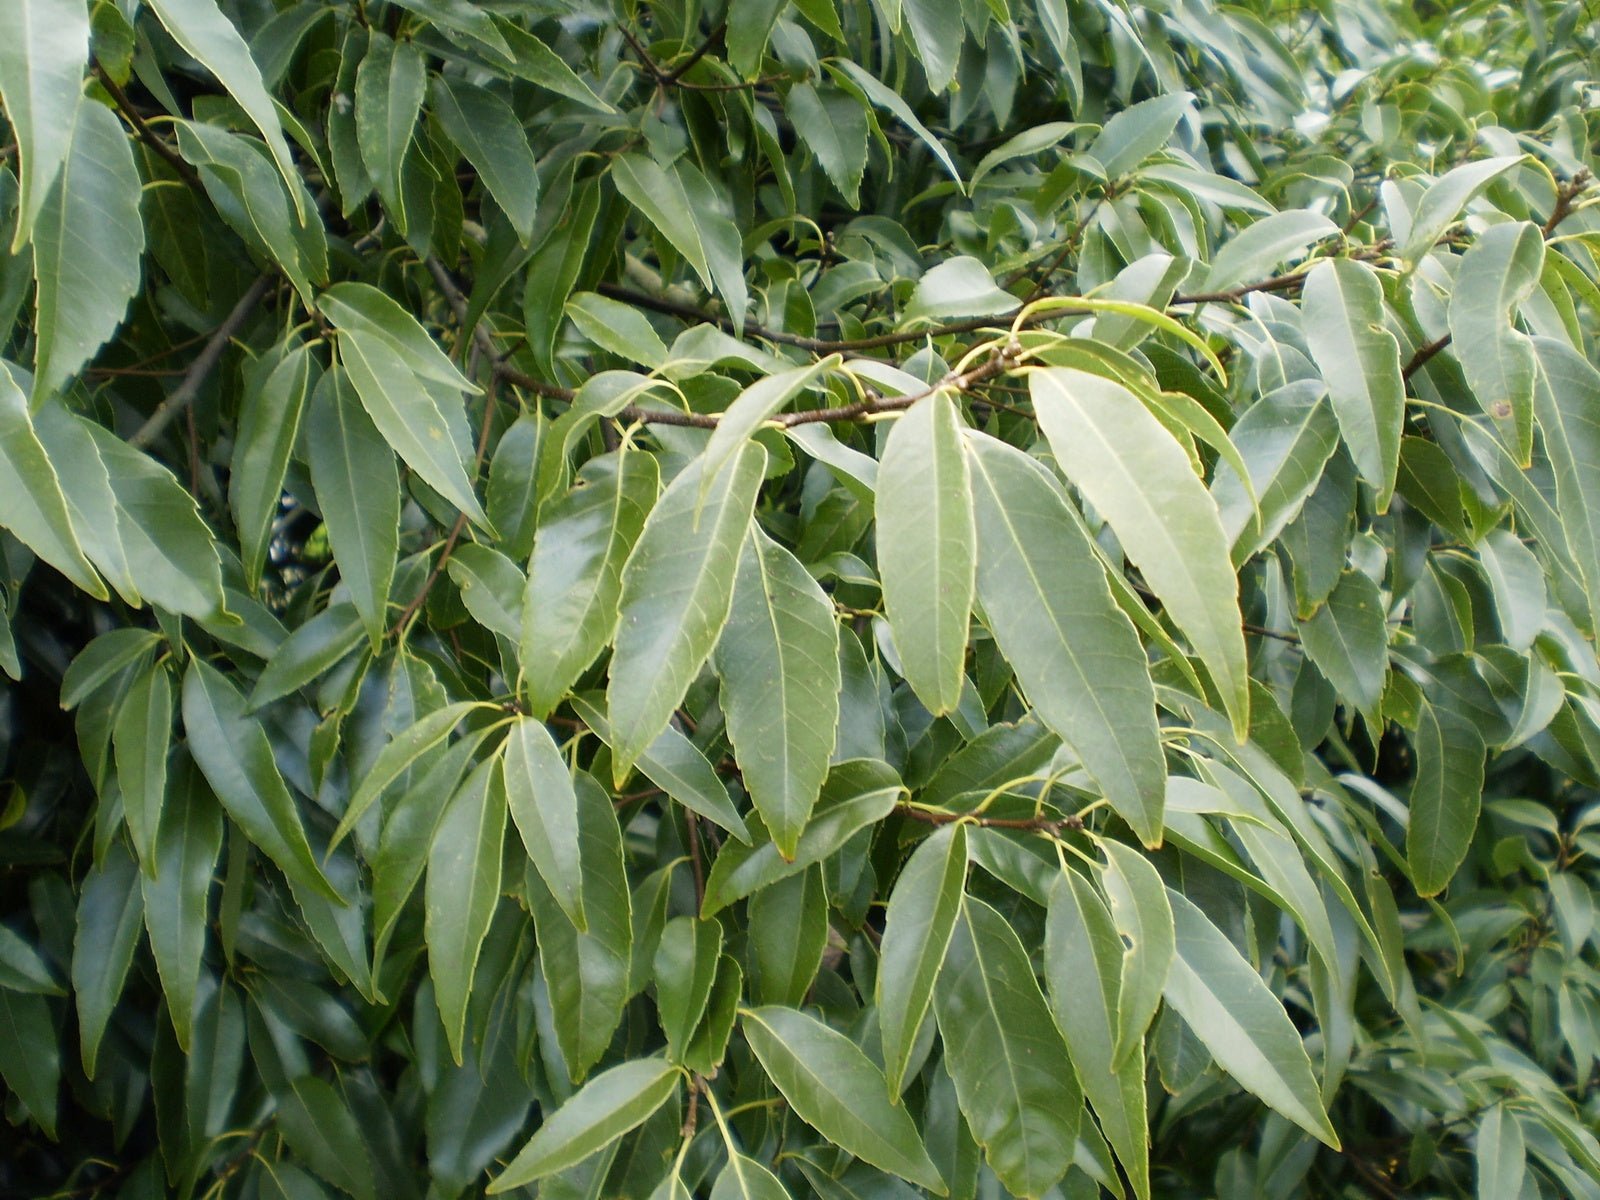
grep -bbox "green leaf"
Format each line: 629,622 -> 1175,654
743,1006 -> 946,1193
713,528 -> 841,858
181,660 -> 339,903
654,916 -> 723,1060
1301,259 -> 1406,510
878,823 -> 966,1098
1476,1105 -> 1526,1200
1530,338 -> 1600,638
0,988 -> 59,1138
429,77 -> 539,243
141,763 -> 223,1051
80,420 -> 228,621
1399,155 -> 1522,265
0,927 -> 59,995
275,1074 -> 377,1200
330,700 -> 486,850
566,291 -> 669,369
934,897 -> 1082,1199
786,84 -> 868,205
232,345 -> 315,592
572,693 -> 750,842
490,1058 -> 680,1193
30,403 -> 139,604
1161,889 -> 1339,1148
1032,367 -> 1249,740
113,661 -> 173,868
503,715 -> 585,931
447,543 -> 524,640
748,867 -> 828,1008
828,61 -> 962,189
727,0 -> 786,76
522,450 -> 658,718
965,432 -> 1165,845
902,257 -> 1020,323
701,759 -> 902,915
0,366 -> 103,596
1478,528 -> 1546,651
305,367 -> 398,649
247,602 -> 364,710
877,393 -> 974,715
612,154 -> 715,295
1044,871 -> 1150,1200
426,755 -> 507,1064
1211,383 -> 1339,563
528,771 -> 633,1081
0,0 -> 89,248
901,0 -> 963,92
1199,211 -> 1335,293
1099,841 -> 1175,1068
1449,222 -> 1543,465
60,628 -> 160,711
607,441 -> 765,779
354,30 -> 424,229
496,23 -> 614,112
699,358 -> 840,505
1296,569 -> 1387,725
72,842 -> 144,1077
710,1153 -> 793,1200
145,0 -> 307,218
1087,91 -> 1191,179
1407,697 -> 1486,896
32,98 -> 145,400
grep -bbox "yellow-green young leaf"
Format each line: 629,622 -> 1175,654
742,1007 -> 946,1192
607,442 -> 765,780
1399,155 -> 1522,266
232,346 -> 316,593
1162,889 -> 1339,1148
701,759 -> 902,916
141,761 -> 223,1052
934,897 -> 1082,1198
713,528 -> 841,858
490,1058 -> 681,1193
72,842 -> 143,1078
331,700 -> 487,850
113,661 -> 173,869
0,0 -> 89,248
566,291 -> 669,369
429,77 -> 539,243
1031,368 -> 1249,740
878,822 -> 967,1098
1449,222 -> 1543,465
503,716 -> 585,931
1301,259 -> 1405,510
523,451 -> 658,718
965,432 -> 1165,845
572,693 -> 749,842
32,98 -> 145,401
654,916 -> 723,1060
0,367 -> 102,596
1045,871 -> 1150,1200
81,420 -> 228,621
1099,841 -> 1175,1067
145,0 -> 308,220
785,84 -> 868,205
877,392 -> 974,714
527,772 -> 633,1081
1406,698 -> 1486,897
305,368 -> 398,649
181,660 -> 339,903
1475,1104 -> 1526,1200
355,30 -> 424,228
1296,569 -> 1388,726
1530,338 -> 1600,639
426,755 -> 507,1065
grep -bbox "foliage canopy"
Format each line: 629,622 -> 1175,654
1,0 -> 1600,1197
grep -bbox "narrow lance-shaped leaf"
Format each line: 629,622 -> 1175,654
0,366 -> 103,595
742,1006 -> 947,1193
1045,871 -> 1151,1200
965,431 -> 1166,844
1301,259 -> 1406,511
503,716 -> 585,931
654,917 -> 722,1060
877,822 -> 967,1099
489,1058 -> 681,1193
1530,338 -> 1600,638
1476,1104 -> 1526,1200
330,700 -> 488,849
1161,889 -> 1340,1148
142,761 -> 223,1052
877,392 -> 975,715
306,366 -> 399,650
72,842 -> 144,1078
1296,569 -> 1388,727
934,897 -> 1082,1198
699,357 -> 840,506
607,442 -> 765,780
31,98 -> 145,401
1032,367 -> 1250,740
1100,840 -> 1175,1067
426,755 -> 507,1065
429,77 -> 539,243
713,527 -> 841,858
356,31 -> 425,229
1399,155 -> 1523,265
1407,698 -> 1486,897
1449,222 -> 1543,465
113,661 -> 173,869
232,346 -> 315,592
0,0 -> 89,248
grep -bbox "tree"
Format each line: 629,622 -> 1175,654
1,0 -> 1598,1195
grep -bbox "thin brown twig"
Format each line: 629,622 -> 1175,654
95,67 -> 204,192
131,276 -> 274,449
896,803 -> 1085,837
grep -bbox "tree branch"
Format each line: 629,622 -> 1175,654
95,67 -> 204,193
896,804 -> 1085,836
130,276 -> 274,449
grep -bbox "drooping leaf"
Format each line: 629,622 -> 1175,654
113,661 -> 173,867
142,762 -> 223,1052
1406,697 -> 1486,897
654,916 -> 722,1061
1099,840 -> 1175,1067
1449,222 -> 1543,464
0,0 -> 89,248
1530,339 -> 1600,638
429,77 -> 539,243
1399,155 -> 1523,265
72,842 -> 144,1078
232,345 -> 315,592
0,367 -> 101,594
1295,569 -> 1388,726
503,716 -> 585,931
